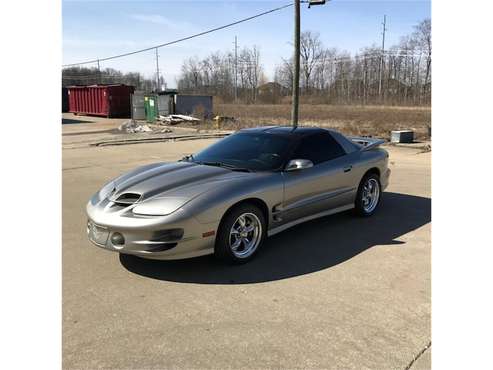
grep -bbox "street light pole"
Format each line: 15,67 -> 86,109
292,0 -> 328,128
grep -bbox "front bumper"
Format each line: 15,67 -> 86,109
86,202 -> 218,260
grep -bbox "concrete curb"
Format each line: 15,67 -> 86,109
385,141 -> 432,152
91,133 -> 232,147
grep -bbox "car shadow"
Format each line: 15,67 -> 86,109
62,117 -> 92,124
120,192 -> 431,284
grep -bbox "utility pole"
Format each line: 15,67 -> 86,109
291,0 -> 301,128
155,47 -> 161,92
378,15 -> 387,100
291,0 -> 328,128
234,36 -> 238,103
97,59 -> 101,84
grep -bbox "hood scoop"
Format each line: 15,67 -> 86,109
111,192 -> 142,205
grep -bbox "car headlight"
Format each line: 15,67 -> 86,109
132,197 -> 189,216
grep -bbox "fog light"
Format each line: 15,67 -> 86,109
110,232 -> 125,245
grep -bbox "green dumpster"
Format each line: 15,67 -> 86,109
144,95 -> 158,122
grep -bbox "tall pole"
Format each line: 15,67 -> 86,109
155,47 -> 161,92
234,36 -> 238,103
291,0 -> 301,128
378,15 -> 387,100
97,59 -> 101,84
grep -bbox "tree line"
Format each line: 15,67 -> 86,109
61,67 -> 164,91
62,18 -> 430,106
178,18 -> 431,106
177,45 -> 265,104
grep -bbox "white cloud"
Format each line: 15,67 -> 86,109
130,14 -> 195,32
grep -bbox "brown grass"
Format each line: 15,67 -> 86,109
202,104 -> 431,140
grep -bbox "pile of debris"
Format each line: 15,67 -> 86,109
119,120 -> 152,133
157,114 -> 201,125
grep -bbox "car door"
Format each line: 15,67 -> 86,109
277,132 -> 355,225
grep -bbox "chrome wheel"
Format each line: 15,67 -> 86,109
362,178 -> 380,213
229,213 -> 262,258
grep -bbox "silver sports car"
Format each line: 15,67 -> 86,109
87,126 -> 390,263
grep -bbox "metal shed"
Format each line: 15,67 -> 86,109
156,90 -> 177,116
175,95 -> 213,118
68,84 -> 135,118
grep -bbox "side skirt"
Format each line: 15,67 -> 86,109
267,204 -> 355,237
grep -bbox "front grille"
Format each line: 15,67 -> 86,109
113,192 -> 141,205
146,243 -> 178,252
151,228 -> 184,242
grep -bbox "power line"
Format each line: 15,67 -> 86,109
62,75 -> 127,79
62,3 -> 293,68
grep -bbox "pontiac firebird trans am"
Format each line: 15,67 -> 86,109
87,126 -> 390,263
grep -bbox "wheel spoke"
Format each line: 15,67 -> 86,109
238,216 -> 246,227
231,237 -> 242,251
244,225 -> 255,233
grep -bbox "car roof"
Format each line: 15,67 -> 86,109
239,126 -> 336,138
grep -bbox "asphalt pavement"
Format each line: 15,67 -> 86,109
63,123 -> 431,369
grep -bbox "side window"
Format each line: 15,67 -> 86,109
291,133 -> 346,165
330,131 -> 359,154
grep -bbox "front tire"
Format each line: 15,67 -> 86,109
215,203 -> 266,264
354,173 -> 381,217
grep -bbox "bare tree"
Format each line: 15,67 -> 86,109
413,19 -> 431,98
177,46 -> 263,103
177,18 -> 432,106
299,31 -> 325,94
62,67 -> 158,90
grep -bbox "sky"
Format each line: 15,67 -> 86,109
63,0 -> 431,88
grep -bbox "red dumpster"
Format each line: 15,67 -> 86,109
68,84 -> 135,118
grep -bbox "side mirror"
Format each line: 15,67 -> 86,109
285,159 -> 314,172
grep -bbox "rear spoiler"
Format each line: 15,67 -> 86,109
349,136 -> 386,151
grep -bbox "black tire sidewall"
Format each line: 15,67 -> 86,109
214,204 -> 266,264
355,173 -> 381,217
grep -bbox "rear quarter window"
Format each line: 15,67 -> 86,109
291,132 -> 346,165
330,131 -> 360,154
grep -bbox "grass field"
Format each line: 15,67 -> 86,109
207,104 -> 431,140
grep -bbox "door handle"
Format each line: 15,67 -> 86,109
343,165 -> 352,173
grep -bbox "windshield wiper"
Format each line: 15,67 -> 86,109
197,161 -> 253,173
180,154 -> 195,162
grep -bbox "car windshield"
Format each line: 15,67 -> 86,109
189,132 -> 293,171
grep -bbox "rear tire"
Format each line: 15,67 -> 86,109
214,203 -> 266,264
354,173 -> 381,217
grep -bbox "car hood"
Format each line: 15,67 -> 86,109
106,161 -> 249,209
